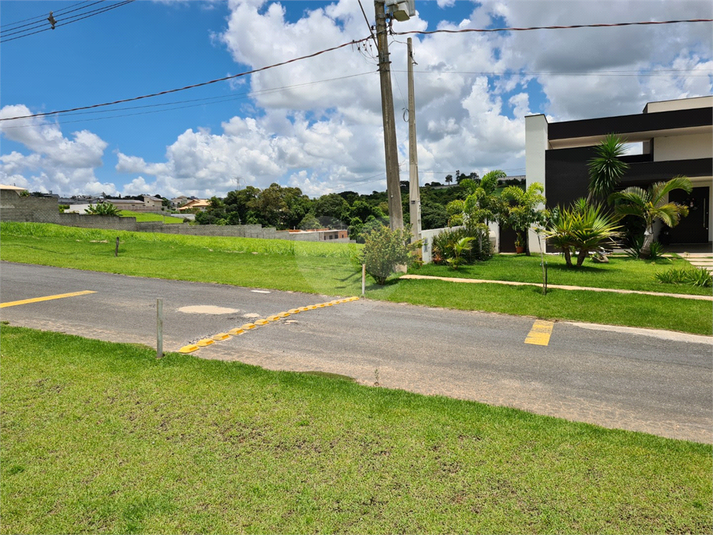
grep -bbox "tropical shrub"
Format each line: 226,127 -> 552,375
655,267 -> 712,287
544,199 -> 621,268
432,224 -> 492,265
360,226 -> 419,285
446,237 -> 474,270
85,202 -> 120,216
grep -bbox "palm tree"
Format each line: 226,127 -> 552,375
609,176 -> 692,258
587,134 -> 629,204
545,198 -> 621,267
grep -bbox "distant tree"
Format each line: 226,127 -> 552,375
298,213 -> 321,230
313,193 -> 349,222
444,174 -> 453,185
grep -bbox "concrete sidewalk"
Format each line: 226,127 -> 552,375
401,274 -> 713,301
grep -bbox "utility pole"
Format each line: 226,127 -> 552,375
374,0 -> 403,231
407,37 -> 421,243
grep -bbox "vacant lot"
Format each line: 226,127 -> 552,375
2,222 -> 710,334
2,326 -> 710,534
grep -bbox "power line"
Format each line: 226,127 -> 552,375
0,0 -> 135,44
392,18 -> 713,37
0,0 -> 94,29
392,69 -> 713,78
0,72 -> 377,130
0,37 -> 373,123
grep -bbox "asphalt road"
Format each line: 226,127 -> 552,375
2,261 -> 711,444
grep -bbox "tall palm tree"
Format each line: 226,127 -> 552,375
587,134 -> 629,204
609,176 -> 692,258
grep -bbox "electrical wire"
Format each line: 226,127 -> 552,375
0,36 -> 374,123
0,0 -> 135,44
0,71 -> 377,129
0,0 -> 95,29
357,0 -> 375,41
392,18 -> 713,37
391,68 -> 712,78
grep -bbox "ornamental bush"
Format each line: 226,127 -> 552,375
361,226 -> 419,285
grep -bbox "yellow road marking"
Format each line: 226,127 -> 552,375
182,297 -> 360,353
525,320 -> 554,346
0,290 -> 96,309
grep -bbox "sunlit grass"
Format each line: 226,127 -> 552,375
118,210 -> 185,224
2,326 -> 710,534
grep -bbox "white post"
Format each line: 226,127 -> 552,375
525,114 -> 549,253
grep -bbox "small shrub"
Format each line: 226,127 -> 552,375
432,224 -> 492,265
86,202 -> 120,217
361,226 -> 419,285
655,267 -> 712,287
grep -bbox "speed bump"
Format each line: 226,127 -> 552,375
179,344 -> 199,353
196,339 -> 215,347
241,323 -> 256,330
254,319 -> 269,326
212,333 -> 230,341
288,309 -> 300,314
228,328 -> 244,336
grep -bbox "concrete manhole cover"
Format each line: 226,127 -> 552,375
178,306 -> 239,315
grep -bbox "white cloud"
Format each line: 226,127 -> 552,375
0,105 -> 114,194
2,1 -> 711,197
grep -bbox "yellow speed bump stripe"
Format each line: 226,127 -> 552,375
184,297 -> 360,353
525,320 -> 554,346
0,290 -> 96,309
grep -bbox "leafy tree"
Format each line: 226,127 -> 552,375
224,186 -> 260,225
444,174 -> 453,185
313,193 -> 349,222
298,213 -> 321,230
420,199 -> 448,230
248,183 -> 311,229
610,176 -> 692,258
446,170 -> 507,227
545,198 -> 621,267
499,182 -> 547,254
360,226 -> 419,285
86,202 -> 120,216
587,134 -> 629,203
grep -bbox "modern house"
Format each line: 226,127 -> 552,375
525,96 -> 713,252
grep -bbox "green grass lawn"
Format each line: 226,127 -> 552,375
118,210 -> 185,224
415,253 -> 712,296
1,222 -> 711,334
2,326 -> 710,534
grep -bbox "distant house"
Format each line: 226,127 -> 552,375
0,184 -> 28,192
525,95 -> 713,252
288,228 -> 349,241
177,199 -> 211,212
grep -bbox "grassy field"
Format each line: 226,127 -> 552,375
1,222 -> 710,334
118,210 -> 185,224
2,326 -> 710,534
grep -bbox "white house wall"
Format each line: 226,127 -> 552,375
525,115 -> 549,253
654,133 -> 713,162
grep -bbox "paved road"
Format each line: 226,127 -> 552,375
2,262 -> 711,443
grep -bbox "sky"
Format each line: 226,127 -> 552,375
1,0 -> 711,199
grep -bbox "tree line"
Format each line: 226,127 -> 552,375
193,174 -> 524,242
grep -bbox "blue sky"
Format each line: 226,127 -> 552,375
1,0 -> 711,198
